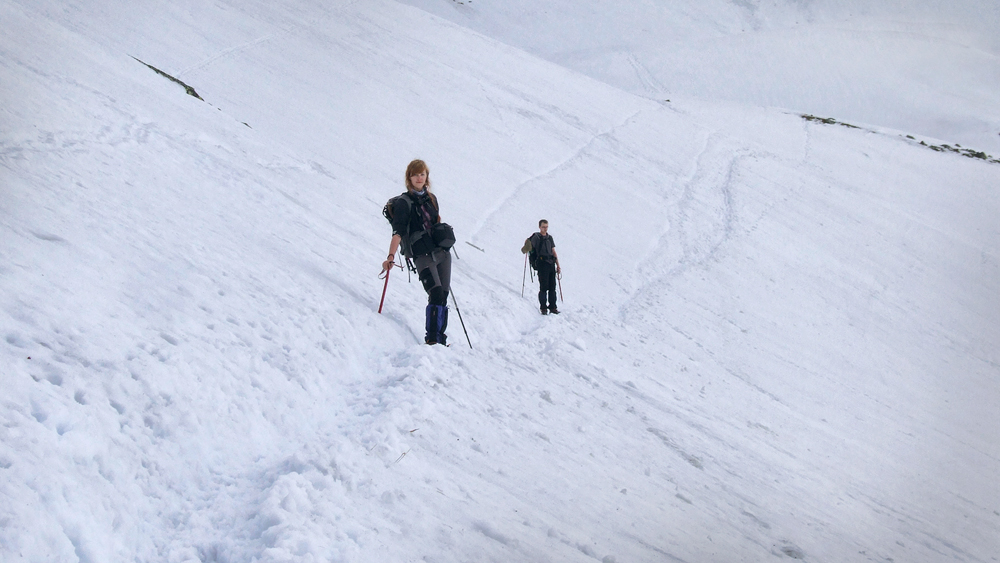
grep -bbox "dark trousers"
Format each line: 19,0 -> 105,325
415,249 -> 451,306
415,249 -> 451,343
537,260 -> 557,309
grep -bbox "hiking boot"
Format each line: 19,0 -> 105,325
540,307 -> 548,315
548,307 -> 560,314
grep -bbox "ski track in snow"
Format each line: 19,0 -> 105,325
174,0 -> 365,78
627,52 -> 667,98
178,29 -> 302,78
467,108 -> 645,240
623,128 -> 741,305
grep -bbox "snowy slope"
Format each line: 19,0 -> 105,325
2,0 -> 999,562
398,0 -> 1000,152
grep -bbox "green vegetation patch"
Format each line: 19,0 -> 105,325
920,141 -> 999,163
801,114 -> 859,129
800,114 -> 999,165
131,56 -> 203,101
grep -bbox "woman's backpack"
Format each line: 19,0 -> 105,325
382,192 -> 453,256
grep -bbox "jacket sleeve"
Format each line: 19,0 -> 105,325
391,198 -> 410,237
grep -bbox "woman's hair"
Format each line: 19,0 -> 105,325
405,159 -> 431,192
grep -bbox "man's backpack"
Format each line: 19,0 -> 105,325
527,233 -> 554,270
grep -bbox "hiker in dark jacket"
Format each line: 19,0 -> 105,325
525,219 -> 560,314
381,159 -> 452,344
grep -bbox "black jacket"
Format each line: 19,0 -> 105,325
391,191 -> 439,257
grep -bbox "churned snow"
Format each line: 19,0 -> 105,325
1,0 -> 998,562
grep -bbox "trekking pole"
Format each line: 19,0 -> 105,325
450,290 -> 473,349
557,270 -> 564,302
521,253 -> 528,297
378,260 -> 401,313
377,267 -> 391,314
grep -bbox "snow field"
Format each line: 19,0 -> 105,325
2,0 -> 999,562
